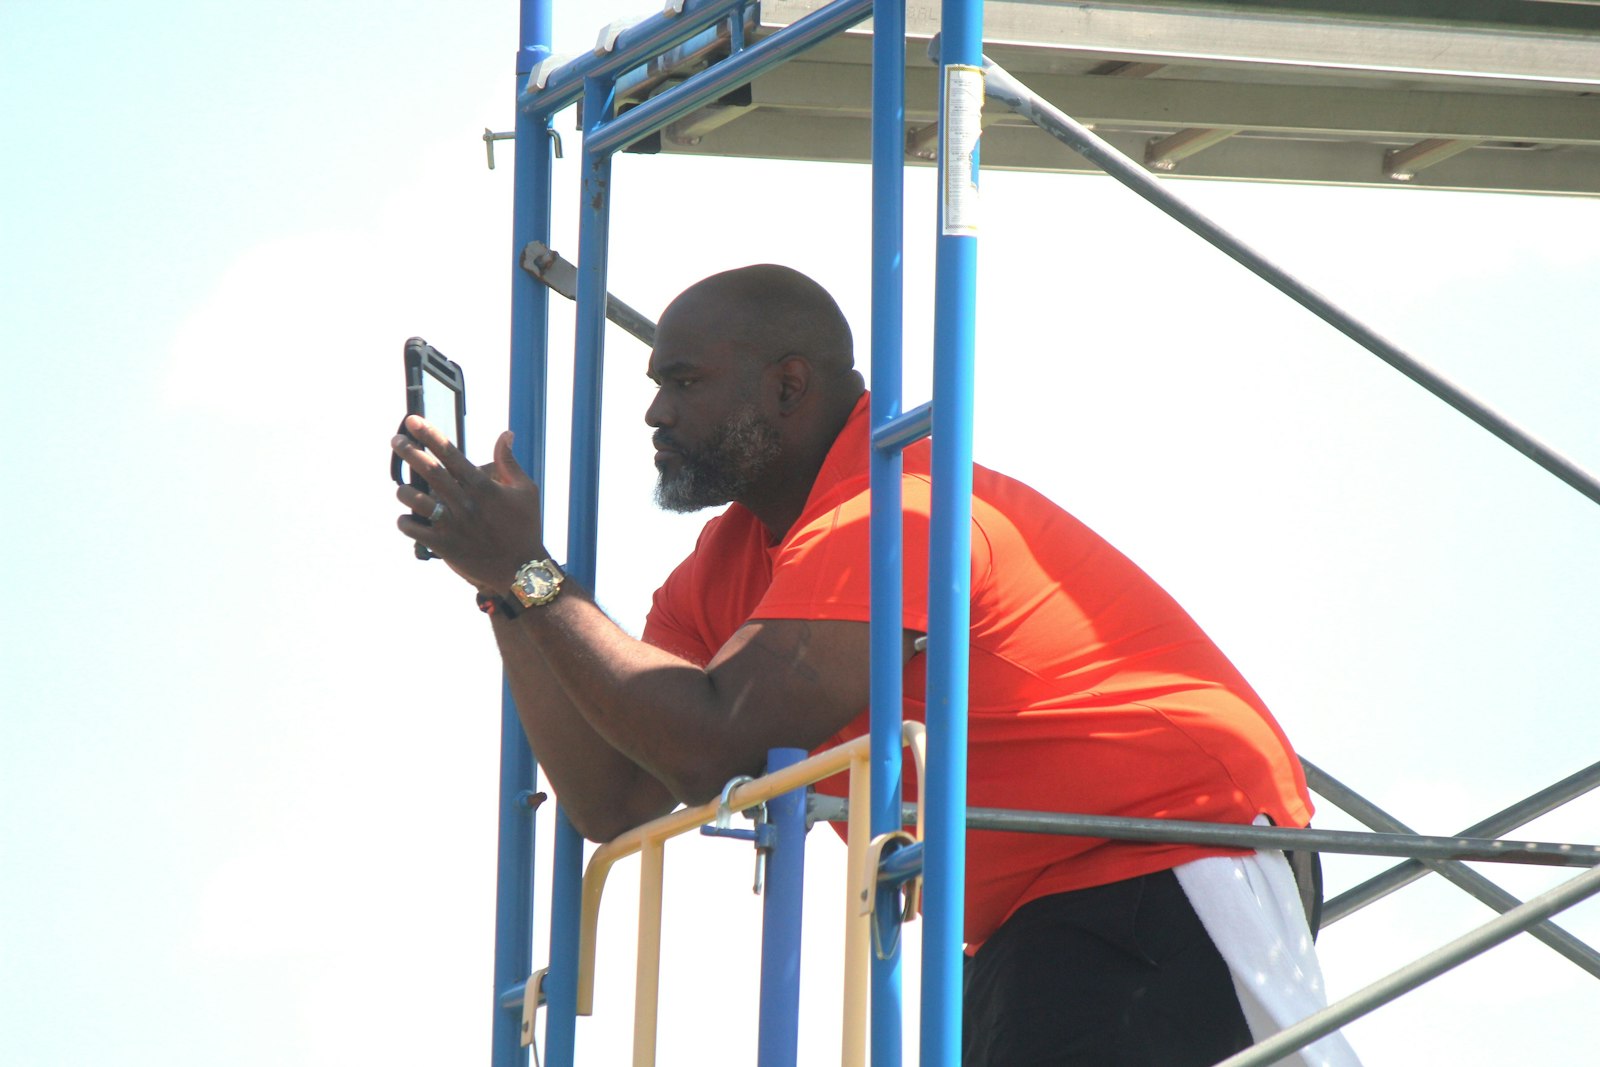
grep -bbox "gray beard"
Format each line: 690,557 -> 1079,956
654,406 -> 782,513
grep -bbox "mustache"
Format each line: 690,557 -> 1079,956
652,432 -> 683,453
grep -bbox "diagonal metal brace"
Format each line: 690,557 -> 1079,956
1145,127 -> 1243,171
1303,759 -> 1600,979
977,51 -> 1600,511
520,241 -> 658,346
1385,137 -> 1482,181
1323,759 -> 1600,924
1215,864 -> 1600,1067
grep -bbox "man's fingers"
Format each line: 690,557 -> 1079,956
391,430 -> 467,509
396,484 -> 445,519
389,422 -> 544,584
396,512 -> 442,550
403,415 -> 487,489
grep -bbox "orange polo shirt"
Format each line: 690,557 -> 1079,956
643,394 -> 1311,949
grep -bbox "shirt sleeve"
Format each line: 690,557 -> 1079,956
641,553 -> 717,667
640,507 -> 771,668
750,474 -> 985,633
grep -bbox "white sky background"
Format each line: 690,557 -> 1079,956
3,1 -> 1598,1064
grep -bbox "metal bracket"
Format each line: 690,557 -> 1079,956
862,831 -> 922,960
1086,60 -> 1167,78
662,82 -> 755,146
715,774 -> 755,828
699,774 -> 775,894
1385,137 -> 1482,182
905,121 -> 939,161
520,967 -> 548,1049
1145,127 -> 1243,172
859,831 -> 920,917
484,128 -> 563,170
520,240 -> 658,346
596,18 -> 642,54
531,54 -> 568,91
484,128 -> 513,169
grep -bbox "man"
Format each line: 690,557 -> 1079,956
393,265 -> 1354,1065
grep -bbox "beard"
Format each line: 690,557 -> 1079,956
654,405 -> 782,513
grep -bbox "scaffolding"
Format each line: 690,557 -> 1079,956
484,2 -> 1600,1064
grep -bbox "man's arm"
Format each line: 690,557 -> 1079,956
490,583 -> 908,842
487,610 -> 680,842
505,587 -> 911,807
393,417 -> 916,841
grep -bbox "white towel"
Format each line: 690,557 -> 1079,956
1174,821 -> 1363,1066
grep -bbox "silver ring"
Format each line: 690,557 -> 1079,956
429,500 -> 447,523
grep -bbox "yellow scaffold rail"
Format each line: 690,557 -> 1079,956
576,723 -> 927,1067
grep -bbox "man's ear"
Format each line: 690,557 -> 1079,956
773,355 -> 812,414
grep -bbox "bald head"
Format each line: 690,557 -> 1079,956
645,266 -> 865,535
658,264 -> 860,396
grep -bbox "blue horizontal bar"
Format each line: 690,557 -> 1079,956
613,20 -> 731,100
498,979 -> 531,1011
877,840 -> 925,888
585,0 -> 873,156
699,824 -> 761,842
871,402 -> 932,454
518,0 -> 750,116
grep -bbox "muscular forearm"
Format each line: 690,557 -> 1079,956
505,587 -> 782,807
489,609 -> 680,842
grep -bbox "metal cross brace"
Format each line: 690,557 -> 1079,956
1320,758 -> 1600,923
1302,758 -> 1600,979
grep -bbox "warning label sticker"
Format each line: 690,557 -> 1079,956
941,65 -> 985,237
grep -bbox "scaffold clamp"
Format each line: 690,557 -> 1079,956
863,830 -> 922,960
519,966 -> 549,1048
700,773 -> 776,894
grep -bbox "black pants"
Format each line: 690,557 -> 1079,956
962,870 -> 1252,1066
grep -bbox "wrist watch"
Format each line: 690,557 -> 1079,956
510,558 -> 565,609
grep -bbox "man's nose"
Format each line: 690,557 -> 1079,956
644,389 -> 671,428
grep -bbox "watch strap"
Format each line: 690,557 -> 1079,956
476,591 -> 522,620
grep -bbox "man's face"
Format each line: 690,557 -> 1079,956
646,312 -> 782,513
652,402 -> 781,513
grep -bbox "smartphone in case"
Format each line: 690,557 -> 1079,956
396,337 -> 466,559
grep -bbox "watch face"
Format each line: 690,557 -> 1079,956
514,560 -> 563,606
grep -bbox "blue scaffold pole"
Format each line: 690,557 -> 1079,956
923,1 -> 983,1064
868,1 -> 908,1064
757,747 -> 810,1066
543,72 -> 619,1067
493,2 -> 553,1065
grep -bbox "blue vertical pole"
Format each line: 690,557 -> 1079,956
494,2 -> 552,1065
868,1 -> 908,1064
923,1 -> 983,1064
560,90 -> 613,581
756,747 -> 809,1067
544,74 -> 618,1067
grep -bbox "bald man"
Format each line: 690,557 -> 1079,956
393,265 -> 1349,1066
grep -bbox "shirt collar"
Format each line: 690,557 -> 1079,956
775,391 -> 873,549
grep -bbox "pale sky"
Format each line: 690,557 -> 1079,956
4,2 -> 1598,1065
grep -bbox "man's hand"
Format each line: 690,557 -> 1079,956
393,416 -> 545,593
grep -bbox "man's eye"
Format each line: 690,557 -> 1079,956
673,378 -> 696,389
